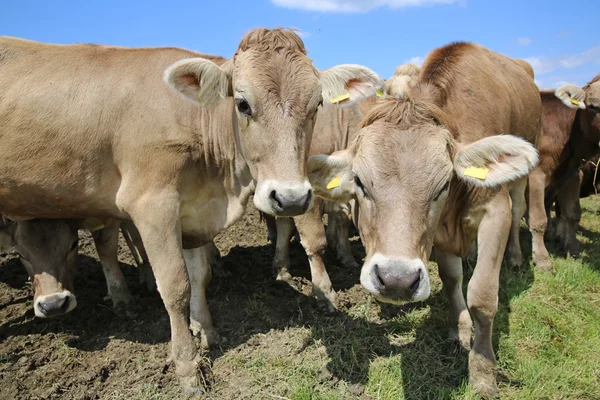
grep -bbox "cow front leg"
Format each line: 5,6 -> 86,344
528,166 -> 551,270
467,190 -> 511,397
505,177 -> 527,268
555,174 -> 581,258
433,248 -> 472,350
129,196 -> 199,389
329,210 -> 359,269
92,219 -> 132,306
273,217 -> 295,282
185,244 -> 220,348
294,199 -> 337,313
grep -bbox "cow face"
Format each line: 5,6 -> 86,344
0,220 -> 79,317
556,79 -> 600,146
164,28 -> 383,217
308,100 -> 538,304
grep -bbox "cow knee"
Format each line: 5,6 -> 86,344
301,234 -> 327,258
467,291 -> 497,325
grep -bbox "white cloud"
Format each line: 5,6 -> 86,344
405,56 -> 425,66
516,37 -> 532,46
270,0 -> 461,13
525,46 -> 600,76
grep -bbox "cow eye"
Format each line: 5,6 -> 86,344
433,181 -> 450,201
235,98 -> 252,117
354,173 -> 366,196
317,99 -> 323,108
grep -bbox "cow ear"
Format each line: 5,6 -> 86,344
555,84 -> 586,109
320,64 -> 384,106
164,57 -> 233,107
453,135 -> 538,188
308,150 -> 356,202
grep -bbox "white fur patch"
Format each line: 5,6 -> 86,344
320,64 -> 384,106
454,135 -> 539,188
164,57 -> 232,107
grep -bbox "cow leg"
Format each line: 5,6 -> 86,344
294,199 -> 337,313
128,198 -> 199,388
528,166 -> 551,270
330,211 -> 359,269
505,177 -> 527,268
433,248 -> 472,350
273,217 -> 295,282
467,190 -> 511,397
263,213 -> 278,244
185,244 -> 220,348
555,174 -> 581,258
91,219 -> 132,306
120,220 -> 157,292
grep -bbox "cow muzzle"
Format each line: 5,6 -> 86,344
34,290 -> 77,318
360,254 -> 431,303
254,180 -> 313,217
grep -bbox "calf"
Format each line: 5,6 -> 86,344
308,42 -> 540,396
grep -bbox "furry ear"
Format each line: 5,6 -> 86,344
454,135 -> 539,188
320,64 -> 384,106
308,150 -> 356,202
164,58 -> 233,107
555,84 -> 586,109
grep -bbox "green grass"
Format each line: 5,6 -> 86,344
243,197 -> 600,400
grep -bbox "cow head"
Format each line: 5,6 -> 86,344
0,219 -> 79,317
308,96 -> 538,304
164,28 -> 383,217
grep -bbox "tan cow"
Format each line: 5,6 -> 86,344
0,29 -> 383,389
308,42 -> 540,396
0,218 -> 135,316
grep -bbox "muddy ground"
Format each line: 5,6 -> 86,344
0,202 -> 396,399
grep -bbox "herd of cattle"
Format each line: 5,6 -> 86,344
0,28 -> 599,397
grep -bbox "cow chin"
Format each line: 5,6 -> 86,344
34,290 -> 77,318
359,253 -> 431,304
253,179 -> 313,217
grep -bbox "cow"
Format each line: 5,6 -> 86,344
0,29 -> 383,390
520,77 -> 600,261
307,42 -> 540,396
0,217 -> 150,317
579,155 -> 600,198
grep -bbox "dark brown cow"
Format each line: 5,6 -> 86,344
521,77 -> 600,261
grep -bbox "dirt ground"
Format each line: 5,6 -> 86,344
0,202 -> 382,399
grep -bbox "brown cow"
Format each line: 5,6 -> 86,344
308,42 -> 540,396
520,77 -> 600,261
0,29 -> 383,389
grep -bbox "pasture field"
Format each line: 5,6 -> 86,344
1,197 -> 599,399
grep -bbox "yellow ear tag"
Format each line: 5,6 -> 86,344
464,166 -> 489,180
331,92 -> 350,104
376,90 -> 384,97
571,98 -> 581,106
326,176 -> 341,190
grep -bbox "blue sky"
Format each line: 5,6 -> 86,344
2,0 -> 598,88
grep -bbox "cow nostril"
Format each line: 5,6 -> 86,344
270,190 -> 282,209
374,264 -> 385,287
409,273 -> 421,294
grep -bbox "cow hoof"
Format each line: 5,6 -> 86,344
179,373 -> 206,395
110,291 -> 132,307
534,258 -> 552,271
472,381 -> 499,399
316,298 -> 337,314
276,270 -> 293,283
201,329 -> 221,349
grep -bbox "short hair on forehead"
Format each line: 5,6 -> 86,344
236,27 -> 307,55
393,63 -> 421,77
583,74 -> 600,91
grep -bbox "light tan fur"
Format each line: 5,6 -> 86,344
0,29 -> 383,390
